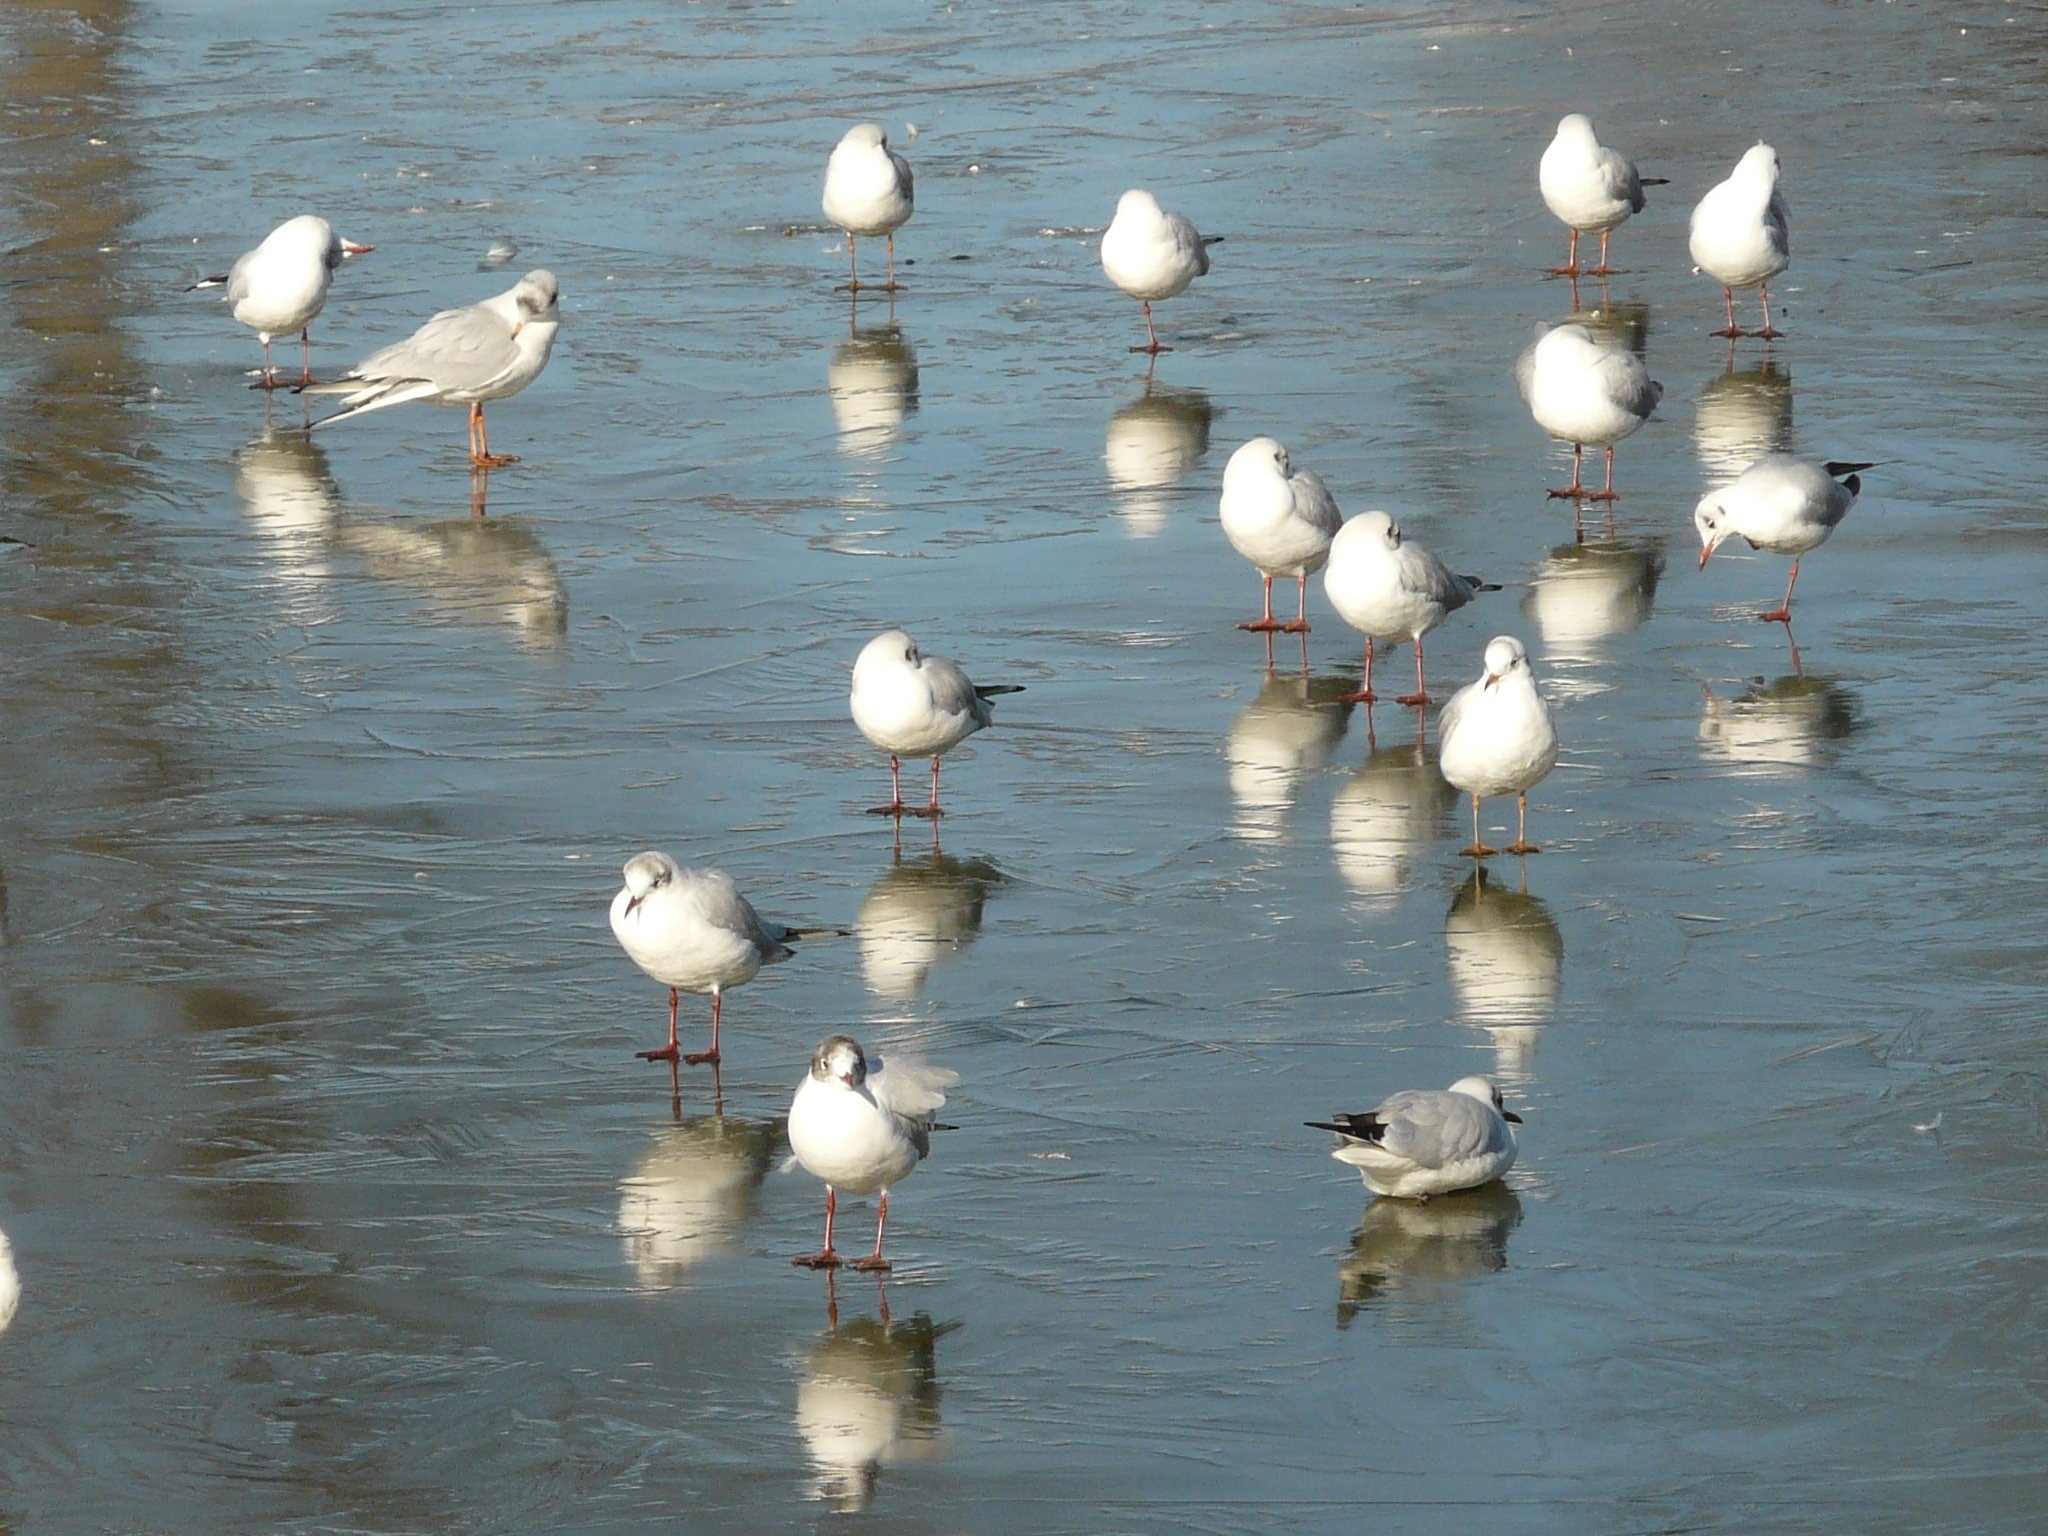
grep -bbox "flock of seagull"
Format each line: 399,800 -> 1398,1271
164,113 -> 1874,1280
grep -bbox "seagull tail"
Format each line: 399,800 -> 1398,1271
1823,460 -> 1877,478
1639,176 -> 1671,187
1305,1115 -> 1385,1142
974,684 -> 1025,700
783,924 -> 853,942
186,273 -> 230,291
304,377 -> 442,431
1200,235 -> 1225,247
1469,576 -> 1504,594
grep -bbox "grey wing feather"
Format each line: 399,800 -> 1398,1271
923,655 -> 992,728
689,869 -> 795,963
1376,1091 -> 1497,1167
891,147 -> 915,202
1436,678 -> 1476,746
1400,542 -> 1476,612
1598,146 -> 1645,212
869,1053 -> 959,1137
224,247 -> 258,306
354,302 -> 516,389
1765,190 -> 1790,256
1512,336 -> 1541,405
1167,211 -> 1210,276
1598,351 -> 1663,419
1290,468 -> 1344,540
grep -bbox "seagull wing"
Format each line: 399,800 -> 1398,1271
921,653 -> 994,729
1289,468 -> 1345,541
1165,209 -> 1210,277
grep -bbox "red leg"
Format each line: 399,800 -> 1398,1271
1548,228 -> 1580,277
637,987 -> 683,1064
1280,571 -> 1311,634
1582,445 -> 1619,503
1458,793 -> 1499,859
1754,281 -> 1784,340
904,754 -> 943,819
851,1189 -> 893,1272
866,754 -> 908,816
1396,635 -> 1430,707
1548,442 -> 1588,500
251,336 -> 282,390
1712,286 -> 1742,339
794,1187 -> 843,1268
1506,791 -> 1542,856
1338,638 -> 1378,704
1239,573 -> 1284,633
684,990 -> 721,1067
1132,299 -> 1171,355
882,233 -> 901,293
472,402 -> 520,469
840,233 -> 862,293
1757,558 -> 1800,624
1587,229 -> 1616,277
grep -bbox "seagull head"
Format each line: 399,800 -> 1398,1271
839,122 -> 889,153
1693,494 -> 1735,567
1362,509 -> 1402,549
1113,188 -> 1163,224
1735,141 -> 1780,187
810,1034 -> 869,1090
1224,435 -> 1290,493
855,628 -> 921,684
620,850 -> 679,917
1449,1074 -> 1522,1124
510,270 -> 560,333
1480,635 -> 1529,690
1554,112 -> 1597,146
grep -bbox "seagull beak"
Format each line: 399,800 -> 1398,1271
1502,1110 -> 1524,1124
341,241 -> 374,256
509,321 -> 523,338
1483,673 -> 1500,689
839,1072 -> 857,1087
1697,546 -> 1712,570
623,892 -> 644,917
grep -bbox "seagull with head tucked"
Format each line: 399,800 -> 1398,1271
1538,114 -> 1666,277
1322,509 -> 1498,707
1689,143 -> 1791,340
823,124 -> 915,292
850,630 -> 1022,818
1218,436 -> 1344,635
1101,189 -> 1218,355
1307,1076 -> 1522,1201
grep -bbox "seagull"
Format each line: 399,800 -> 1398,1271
789,1035 -> 957,1272
1307,1076 -> 1521,1201
1538,114 -> 1667,277
1437,636 -> 1560,857
850,630 -> 1023,818
1515,322 -> 1662,501
1100,189 -> 1219,355
190,214 -> 372,388
1322,509 -> 1498,706
0,1224 -> 17,1335
305,270 -> 560,468
1695,455 -> 1870,623
823,124 -> 915,292
1218,436 -> 1344,634
609,850 -> 835,1069
1689,143 -> 1790,339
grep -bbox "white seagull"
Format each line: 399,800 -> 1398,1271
609,850 -> 834,1069
1307,1076 -> 1522,1201
0,1224 -> 17,1335
1538,114 -> 1666,277
306,269 -> 560,468
1322,509 -> 1498,707
1516,322 -> 1662,502
1695,455 -> 1870,623
1689,143 -> 1790,339
191,214 -> 372,389
788,1035 -> 957,1271
1100,189 -> 1218,355
850,630 -> 1023,818
1218,436 -> 1344,634
1437,636 -> 1560,858
823,124 -> 915,293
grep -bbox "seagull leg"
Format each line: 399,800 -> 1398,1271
294,327 -> 317,388
1547,442 -> 1589,500
1337,638 -> 1378,704
1583,445 -> 1619,503
251,335 -> 282,391
1130,300 -> 1172,355
1587,229 -> 1617,277
1711,285 -> 1743,339
1754,281 -> 1785,340
839,233 -> 862,294
793,1187 -> 843,1269
1395,636 -> 1431,707
684,989 -> 722,1067
1548,228 -> 1580,277
1279,572 -> 1311,634
636,987 -> 683,1064
851,1189 -> 893,1272
1757,558 -> 1800,624
471,403 -> 520,469
1506,791 -> 1542,856
1458,793 -> 1499,859
1238,573 -> 1285,633
880,233 -> 902,293
866,754 -> 909,817
904,755 -> 944,820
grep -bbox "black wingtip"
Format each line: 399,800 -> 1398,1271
787,925 -> 853,942
185,273 -> 230,291
1823,460 -> 1876,478
1640,176 -> 1672,186
1473,578 -> 1503,593
1201,235 -> 1225,246
975,683 -> 1025,699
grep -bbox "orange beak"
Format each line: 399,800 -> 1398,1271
342,241 -> 374,256
1697,546 -> 1712,570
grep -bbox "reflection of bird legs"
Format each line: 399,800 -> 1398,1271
1338,637 -> 1378,704
1239,572 -> 1310,634
1458,793 -> 1499,859
1505,792 -> 1541,856
1131,300 -> 1170,355
636,987 -> 722,1067
469,466 -> 490,519
469,402 -> 519,469
1783,620 -> 1805,679
1757,558 -> 1801,625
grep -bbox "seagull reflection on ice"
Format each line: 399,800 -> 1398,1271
1522,537 -> 1664,657
0,1225 -> 18,1335
616,1114 -> 782,1291
1445,865 -> 1562,1079
1225,671 -> 1355,842
828,304 -> 919,460
798,1273 -> 957,1514
1694,356 -> 1793,487
1103,377 -> 1213,537
335,514 -> 568,651
1699,673 -> 1860,773
1328,715 -> 1456,905
857,844 -> 1005,1001
1567,299 -> 1650,361
234,428 -> 341,601
1335,1184 -> 1522,1329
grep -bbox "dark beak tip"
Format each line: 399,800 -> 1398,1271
1697,548 -> 1711,569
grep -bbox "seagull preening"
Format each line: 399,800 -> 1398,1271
1695,455 -> 1869,623
191,214 -> 372,389
1516,321 -> 1663,502
1322,510 -> 1498,706
609,850 -> 834,1069
1100,189 -> 1218,355
1689,143 -> 1791,340
1307,1076 -> 1521,1201
823,124 -> 915,293
850,630 -> 1023,818
1436,635 -> 1560,858
789,1034 -> 957,1271
305,269 -> 560,468
1218,436 -> 1343,634
1537,114 -> 1666,277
